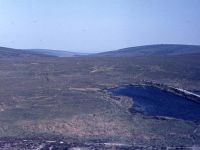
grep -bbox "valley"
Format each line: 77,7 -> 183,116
0,47 -> 200,149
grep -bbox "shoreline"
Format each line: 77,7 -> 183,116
131,81 -> 200,104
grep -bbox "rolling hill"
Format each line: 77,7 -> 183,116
95,44 -> 200,57
26,49 -> 85,57
0,47 -> 85,57
0,44 -> 200,148
2,44 -> 200,58
0,46 -> 46,57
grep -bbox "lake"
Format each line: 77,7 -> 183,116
109,85 -> 200,121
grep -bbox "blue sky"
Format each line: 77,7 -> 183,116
0,0 -> 200,52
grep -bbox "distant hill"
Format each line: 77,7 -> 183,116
0,47 -> 86,57
26,49 -> 85,57
94,44 -> 200,57
2,44 -> 200,58
0,46 -> 48,57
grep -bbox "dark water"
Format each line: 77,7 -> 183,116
110,85 -> 200,121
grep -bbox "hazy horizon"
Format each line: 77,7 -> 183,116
0,0 -> 200,52
1,43 -> 200,54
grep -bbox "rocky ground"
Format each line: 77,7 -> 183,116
0,139 -> 200,150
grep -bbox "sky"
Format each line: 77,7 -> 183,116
0,0 -> 200,52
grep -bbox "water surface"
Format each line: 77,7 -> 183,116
110,85 -> 200,121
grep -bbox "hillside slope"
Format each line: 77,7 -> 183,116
0,46 -> 84,58
26,49 -> 84,57
95,44 -> 200,57
0,46 -> 51,58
